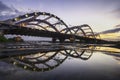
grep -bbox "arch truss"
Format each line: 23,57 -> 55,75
1,12 -> 100,43
4,12 -> 71,34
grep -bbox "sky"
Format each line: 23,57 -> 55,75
0,0 -> 120,41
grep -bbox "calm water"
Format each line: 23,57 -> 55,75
0,44 -> 120,80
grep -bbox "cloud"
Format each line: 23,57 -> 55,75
100,28 -> 120,34
108,0 -> 120,18
0,1 -> 22,21
0,1 -> 12,11
115,24 -> 120,28
111,8 -> 120,18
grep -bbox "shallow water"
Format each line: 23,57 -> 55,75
0,44 -> 120,80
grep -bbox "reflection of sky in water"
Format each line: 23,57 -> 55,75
0,50 -> 120,80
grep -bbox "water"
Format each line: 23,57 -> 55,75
0,44 -> 120,80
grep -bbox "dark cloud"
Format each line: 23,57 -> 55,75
100,28 -> 120,34
0,1 -> 12,11
115,24 -> 120,27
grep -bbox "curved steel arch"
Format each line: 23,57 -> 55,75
62,24 -> 96,39
31,19 -> 59,32
80,24 -> 96,38
4,12 -> 72,34
26,23 -> 49,31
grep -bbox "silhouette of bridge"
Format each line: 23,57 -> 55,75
0,12 -> 107,43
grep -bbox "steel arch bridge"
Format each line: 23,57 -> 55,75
0,11 -> 104,43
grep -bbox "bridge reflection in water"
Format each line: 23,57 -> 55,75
0,44 -> 120,80
0,43 -> 120,73
1,44 -> 95,72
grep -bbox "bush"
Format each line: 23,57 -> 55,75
0,36 -> 8,42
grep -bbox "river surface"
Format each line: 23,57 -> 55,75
0,44 -> 120,80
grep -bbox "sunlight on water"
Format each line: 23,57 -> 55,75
94,46 -> 120,53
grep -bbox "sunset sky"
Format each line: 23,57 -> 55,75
0,0 -> 120,32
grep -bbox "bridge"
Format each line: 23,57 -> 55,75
0,12 -> 107,43
0,11 -> 120,74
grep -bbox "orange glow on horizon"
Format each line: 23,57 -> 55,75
100,32 -> 120,41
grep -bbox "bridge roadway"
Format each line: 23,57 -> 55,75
0,22 -> 107,43
0,43 -> 66,59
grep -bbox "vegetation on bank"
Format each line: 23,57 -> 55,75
0,36 -> 23,42
0,35 -> 9,42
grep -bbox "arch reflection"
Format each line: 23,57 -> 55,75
2,46 -> 94,72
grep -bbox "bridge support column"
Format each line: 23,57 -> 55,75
59,38 -> 65,43
69,36 -> 75,43
52,38 -> 57,43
